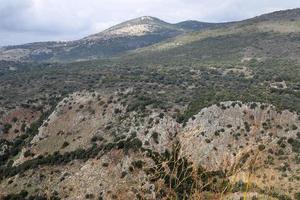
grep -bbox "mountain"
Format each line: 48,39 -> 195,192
0,8 -> 300,200
125,8 -> 300,64
0,16 -> 220,62
175,20 -> 224,30
248,8 -> 300,22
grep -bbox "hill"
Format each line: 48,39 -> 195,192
0,17 -> 220,62
0,8 -> 300,200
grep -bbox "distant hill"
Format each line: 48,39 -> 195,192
0,16 -> 220,62
2,8 -> 300,63
248,8 -> 300,22
123,8 -> 300,64
175,20 -> 225,30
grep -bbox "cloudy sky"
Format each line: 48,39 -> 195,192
0,0 -> 300,46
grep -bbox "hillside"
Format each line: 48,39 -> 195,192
127,9 -> 300,62
1,8 -> 299,63
0,17 -> 219,63
0,8 -> 300,200
1,92 -> 299,199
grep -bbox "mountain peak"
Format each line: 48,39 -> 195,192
85,16 -> 173,40
137,16 -> 160,21
109,16 -> 169,29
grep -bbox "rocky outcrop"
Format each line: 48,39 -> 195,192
3,96 -> 300,199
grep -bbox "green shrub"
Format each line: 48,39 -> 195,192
3,123 -> 12,134
258,144 -> 266,151
250,103 -> 257,109
24,150 -> 34,158
292,124 -> 298,130
151,132 -> 159,144
295,192 -> 300,200
132,160 -> 144,169
159,113 -> 164,119
205,139 -> 211,143
61,141 -> 70,148
11,117 -> 18,123
2,190 -> 29,200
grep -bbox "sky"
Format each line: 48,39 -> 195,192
0,0 -> 300,46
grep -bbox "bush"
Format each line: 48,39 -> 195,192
244,122 -> 251,132
91,136 -> 104,143
292,124 -> 298,130
205,139 -> 211,143
126,95 -> 159,112
132,160 -> 144,169
2,190 -> 28,200
26,122 -> 40,136
91,136 -> 98,142
21,123 -> 26,132
295,192 -> 300,200
152,132 -> 159,144
3,123 -> 12,134
258,144 -> 266,151
85,194 -> 95,199
250,103 -> 257,109
11,117 -> 18,123
24,150 -> 34,158
61,141 -> 70,148
290,138 -> 300,153
159,113 -> 164,119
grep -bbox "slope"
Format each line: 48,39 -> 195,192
0,17 -> 220,62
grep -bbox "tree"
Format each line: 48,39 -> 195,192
3,123 -> 12,134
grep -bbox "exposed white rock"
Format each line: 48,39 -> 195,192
180,101 -> 299,171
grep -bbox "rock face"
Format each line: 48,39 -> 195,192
14,90 -> 180,165
2,92 -> 300,199
180,101 -> 299,169
180,101 -> 300,198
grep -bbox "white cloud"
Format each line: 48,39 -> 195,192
0,0 -> 300,45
